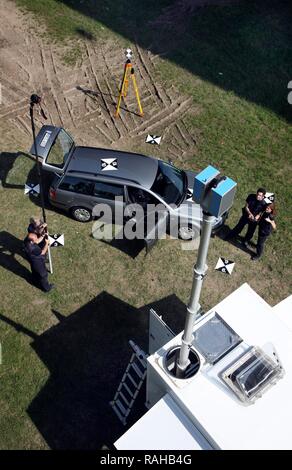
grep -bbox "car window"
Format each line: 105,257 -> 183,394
94,182 -> 124,200
59,176 -> 94,195
151,161 -> 186,205
127,187 -> 159,206
46,129 -> 74,168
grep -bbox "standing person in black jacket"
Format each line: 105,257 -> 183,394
252,203 -> 276,261
23,232 -> 54,292
226,188 -> 267,247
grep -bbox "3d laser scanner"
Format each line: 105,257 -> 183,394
193,165 -> 237,218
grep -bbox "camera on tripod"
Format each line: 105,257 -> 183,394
30,94 -> 42,106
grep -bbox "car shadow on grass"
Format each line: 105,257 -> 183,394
100,236 -> 146,259
0,150 -> 53,213
0,151 -> 35,189
0,292 -> 186,449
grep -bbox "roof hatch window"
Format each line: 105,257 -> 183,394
221,344 -> 285,405
192,312 -> 242,365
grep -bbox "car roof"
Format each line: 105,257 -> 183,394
66,146 -> 159,189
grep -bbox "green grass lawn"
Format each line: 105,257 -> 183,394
0,0 -> 291,449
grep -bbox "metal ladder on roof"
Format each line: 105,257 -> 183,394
110,340 -> 148,425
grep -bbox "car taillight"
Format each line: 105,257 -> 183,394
49,188 -> 56,200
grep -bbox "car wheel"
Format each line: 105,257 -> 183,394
71,207 -> 92,222
178,225 -> 197,241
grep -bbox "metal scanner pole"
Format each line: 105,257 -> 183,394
29,95 -> 53,274
176,211 -> 215,377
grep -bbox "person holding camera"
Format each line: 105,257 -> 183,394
27,217 -> 48,251
226,188 -> 267,247
28,217 -> 47,240
251,203 -> 276,261
23,230 -> 54,292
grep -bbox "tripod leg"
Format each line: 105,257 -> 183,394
123,65 -> 130,98
115,91 -> 123,118
131,72 -> 143,117
115,63 -> 130,118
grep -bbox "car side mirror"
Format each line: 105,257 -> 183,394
168,159 -> 174,166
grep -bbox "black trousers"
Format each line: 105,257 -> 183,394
257,234 -> 268,257
228,215 -> 257,241
30,262 -> 50,291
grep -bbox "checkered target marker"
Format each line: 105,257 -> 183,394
48,234 -> 64,248
186,188 -> 193,201
125,48 -> 133,60
101,158 -> 118,171
215,257 -> 235,275
24,183 -> 40,196
146,134 -> 161,145
264,192 -> 275,205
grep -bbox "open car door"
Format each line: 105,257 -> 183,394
125,188 -> 170,255
143,209 -> 169,254
29,125 -> 75,174
124,199 -> 169,255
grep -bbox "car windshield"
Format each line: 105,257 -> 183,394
150,161 -> 186,205
46,129 -> 74,168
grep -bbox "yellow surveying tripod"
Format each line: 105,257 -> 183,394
115,57 -> 143,118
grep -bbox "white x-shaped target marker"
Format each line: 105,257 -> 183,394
125,48 -> 132,60
48,234 -> 64,247
215,257 -> 235,275
264,192 -> 275,205
186,188 -> 193,201
24,183 -> 40,196
145,134 -> 162,145
101,158 -> 118,171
